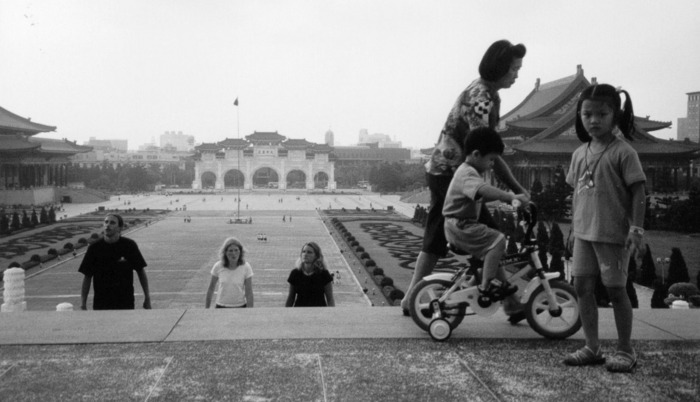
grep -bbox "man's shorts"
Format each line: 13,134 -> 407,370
444,219 -> 504,260
571,237 -> 629,287
421,173 -> 452,257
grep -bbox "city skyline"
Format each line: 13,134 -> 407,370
2,0 -> 699,150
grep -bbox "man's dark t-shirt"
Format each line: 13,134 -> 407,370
79,237 -> 147,310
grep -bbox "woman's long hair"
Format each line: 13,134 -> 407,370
295,241 -> 328,273
219,237 -> 246,268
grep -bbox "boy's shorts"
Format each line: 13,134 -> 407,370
444,218 -> 504,259
571,237 -> 629,287
421,174 -> 452,257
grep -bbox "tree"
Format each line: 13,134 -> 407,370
48,206 -> 56,223
531,166 -> 572,222
650,279 -> 669,309
21,210 -> 31,229
638,244 -> 657,287
506,236 -> 519,255
30,209 -> 39,226
667,247 -> 690,287
0,211 -> 8,234
40,207 -> 48,224
11,211 -> 20,230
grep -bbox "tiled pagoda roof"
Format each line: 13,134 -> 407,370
0,135 -> 41,153
217,138 -> 248,149
195,142 -> 222,152
245,131 -> 286,143
497,65 -> 685,157
28,137 -> 92,155
0,106 -> 56,135
311,143 -> 332,153
283,139 -> 314,149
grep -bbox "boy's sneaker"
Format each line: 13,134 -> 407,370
479,279 -> 518,301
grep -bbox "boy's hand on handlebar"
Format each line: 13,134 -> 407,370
511,194 -> 529,208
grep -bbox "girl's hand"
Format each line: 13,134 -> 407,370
625,232 -> 644,260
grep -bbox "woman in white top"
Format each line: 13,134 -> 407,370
205,237 -> 254,308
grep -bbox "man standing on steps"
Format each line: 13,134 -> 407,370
79,213 -> 152,310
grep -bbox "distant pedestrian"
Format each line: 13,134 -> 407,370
205,237 -> 254,308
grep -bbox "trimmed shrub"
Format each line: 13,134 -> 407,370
372,267 -> 384,276
373,275 -> 384,284
382,286 -> 394,297
380,277 -> 394,287
8,261 -> 22,268
30,254 -> 41,263
360,252 -> 370,259
350,241 -> 359,247
64,242 -> 74,250
90,233 -> 100,239
355,246 -> 365,252
47,248 -> 58,256
667,247 -> 690,287
77,238 -> 88,245
364,259 -> 376,268
389,289 -> 405,301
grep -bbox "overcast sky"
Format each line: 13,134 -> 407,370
2,0 -> 699,150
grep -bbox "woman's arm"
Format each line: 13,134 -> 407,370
285,284 -> 296,307
324,282 -> 335,307
205,276 -> 218,308
244,277 -> 254,308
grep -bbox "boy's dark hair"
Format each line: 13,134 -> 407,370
464,127 -> 505,155
479,40 -> 527,82
575,83 -> 636,142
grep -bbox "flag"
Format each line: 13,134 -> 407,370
234,98 -> 238,106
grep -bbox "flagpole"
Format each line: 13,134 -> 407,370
235,98 -> 241,219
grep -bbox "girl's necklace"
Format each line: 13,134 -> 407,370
578,137 -> 615,194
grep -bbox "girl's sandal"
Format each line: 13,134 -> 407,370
605,351 -> 637,373
563,346 -> 605,366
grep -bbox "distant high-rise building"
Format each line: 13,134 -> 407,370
85,137 -> 128,152
160,130 -> 195,151
678,91 -> 700,143
357,129 -> 401,148
325,129 -> 334,146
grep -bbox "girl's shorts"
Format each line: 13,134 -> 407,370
572,238 -> 629,287
444,218 -> 504,259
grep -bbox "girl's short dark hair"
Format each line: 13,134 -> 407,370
479,40 -> 527,82
464,127 -> 505,155
574,84 -> 636,142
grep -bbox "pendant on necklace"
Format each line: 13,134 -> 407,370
577,171 -> 594,194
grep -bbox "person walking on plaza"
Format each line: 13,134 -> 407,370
286,242 -> 335,307
563,84 -> 645,373
401,39 -> 530,321
79,214 -> 152,310
205,237 -> 254,308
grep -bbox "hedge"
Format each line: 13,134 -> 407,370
372,267 -> 384,276
380,277 -> 394,287
364,259 -> 376,267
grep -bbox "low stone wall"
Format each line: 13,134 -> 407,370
0,187 -> 56,205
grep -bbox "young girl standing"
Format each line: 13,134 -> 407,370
563,84 -> 646,373
205,237 -> 254,308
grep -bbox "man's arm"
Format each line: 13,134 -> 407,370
136,269 -> 151,309
80,274 -> 92,310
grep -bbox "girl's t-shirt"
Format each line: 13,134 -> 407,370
287,268 -> 333,307
566,137 -> 646,245
211,261 -> 253,307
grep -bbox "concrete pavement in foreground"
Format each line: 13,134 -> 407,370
2,191 -> 699,401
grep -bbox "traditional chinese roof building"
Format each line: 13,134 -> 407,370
0,105 -> 91,205
499,66 -> 700,192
